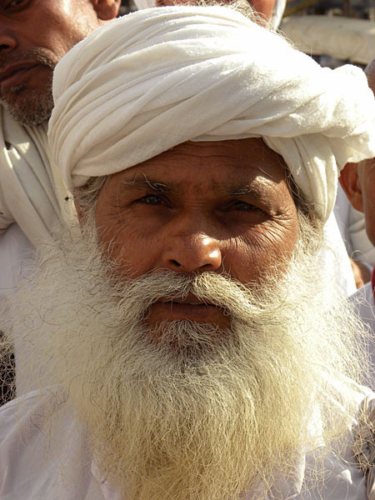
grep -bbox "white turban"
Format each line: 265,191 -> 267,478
49,5 -> 375,221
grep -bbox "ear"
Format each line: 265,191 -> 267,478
339,162 -> 364,213
91,0 -> 121,21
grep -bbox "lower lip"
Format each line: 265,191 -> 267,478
0,66 -> 38,91
148,302 -> 229,325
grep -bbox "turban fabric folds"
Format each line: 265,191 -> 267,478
49,6 -> 375,221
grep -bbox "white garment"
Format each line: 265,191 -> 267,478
335,184 -> 375,270
0,110 -> 73,394
0,382 -> 372,500
0,108 -> 70,246
0,223 -> 33,303
49,6 -> 375,222
323,210 -> 356,297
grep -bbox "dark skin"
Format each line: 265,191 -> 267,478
93,138 -> 299,330
0,0 -> 120,123
156,0 -> 276,24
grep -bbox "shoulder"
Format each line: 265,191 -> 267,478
0,387 -> 101,500
298,380 -> 375,500
350,281 -> 374,310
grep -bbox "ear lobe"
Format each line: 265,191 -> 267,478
92,0 -> 121,21
339,162 -> 364,213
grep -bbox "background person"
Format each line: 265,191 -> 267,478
0,0 -> 121,400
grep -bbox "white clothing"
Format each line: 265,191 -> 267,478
49,6 -> 375,221
0,110 -> 74,394
0,382 -> 372,500
0,223 -> 33,303
335,185 -> 375,270
323,210 -> 356,297
0,108 -> 70,246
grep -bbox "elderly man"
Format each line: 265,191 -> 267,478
0,0 -> 358,405
1,4 -> 375,499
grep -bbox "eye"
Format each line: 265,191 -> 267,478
229,200 -> 262,212
4,0 -> 28,10
134,194 -> 163,206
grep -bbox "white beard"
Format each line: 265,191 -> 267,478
3,215 -> 368,500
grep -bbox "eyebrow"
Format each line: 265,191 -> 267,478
121,175 -> 172,193
120,174 -> 272,197
228,185 -> 264,196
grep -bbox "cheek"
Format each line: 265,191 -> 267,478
224,219 -> 299,284
95,215 -> 161,277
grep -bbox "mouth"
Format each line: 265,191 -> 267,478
147,293 -> 230,327
0,63 -> 40,91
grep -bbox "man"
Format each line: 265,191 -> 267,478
0,0 -> 358,405
340,60 -> 375,338
0,0 -> 121,397
1,4 -> 375,499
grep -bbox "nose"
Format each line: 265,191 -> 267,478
161,216 -> 223,273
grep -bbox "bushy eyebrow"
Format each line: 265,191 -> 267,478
228,185 -> 263,196
121,175 -> 172,193
121,174 -> 271,197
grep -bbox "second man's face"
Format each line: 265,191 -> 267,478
0,0 -> 104,125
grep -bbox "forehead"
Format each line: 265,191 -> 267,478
112,138 -> 289,191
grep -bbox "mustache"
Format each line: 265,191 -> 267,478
116,271 -> 268,323
0,48 -> 56,71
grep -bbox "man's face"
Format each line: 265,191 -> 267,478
0,0 -> 110,125
94,138 -> 300,331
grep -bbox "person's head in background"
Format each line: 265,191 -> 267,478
0,0 -> 120,126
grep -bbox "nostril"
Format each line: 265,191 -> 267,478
171,259 -> 181,267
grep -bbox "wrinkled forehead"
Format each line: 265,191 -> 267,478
93,138 -> 298,214
120,138 -> 288,183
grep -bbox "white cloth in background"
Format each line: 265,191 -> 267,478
323,211 -> 356,297
0,381 -> 371,500
49,6 -> 375,222
335,184 -> 375,270
0,224 -> 33,303
0,109 -> 73,395
0,108 -> 70,245
0,224 -> 36,395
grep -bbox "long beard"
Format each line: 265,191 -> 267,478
3,216 -> 368,500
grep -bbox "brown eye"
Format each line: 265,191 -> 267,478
136,195 -> 163,205
5,0 -> 27,10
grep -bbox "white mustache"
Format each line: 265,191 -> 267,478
118,271 -> 262,323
